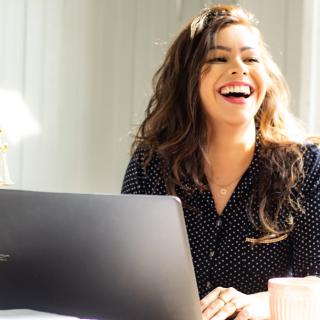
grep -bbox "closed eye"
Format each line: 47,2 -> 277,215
244,57 -> 260,63
207,56 -> 227,63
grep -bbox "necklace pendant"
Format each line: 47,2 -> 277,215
220,188 -> 227,195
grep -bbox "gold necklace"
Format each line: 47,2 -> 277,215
208,174 -> 243,196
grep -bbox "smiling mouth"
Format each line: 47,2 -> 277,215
219,85 -> 254,99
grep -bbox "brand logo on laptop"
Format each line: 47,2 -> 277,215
0,254 -> 10,261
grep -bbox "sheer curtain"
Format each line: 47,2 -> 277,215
299,0 -> 320,134
238,0 -> 319,134
0,0 -> 206,193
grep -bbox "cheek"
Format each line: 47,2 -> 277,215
199,74 -> 213,99
199,66 -> 224,104
254,68 -> 269,96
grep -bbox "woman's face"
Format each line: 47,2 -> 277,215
199,24 -> 269,129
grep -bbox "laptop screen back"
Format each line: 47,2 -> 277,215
0,190 -> 202,320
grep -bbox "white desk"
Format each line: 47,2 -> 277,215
0,309 -> 83,319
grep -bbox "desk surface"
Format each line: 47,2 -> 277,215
0,309 -> 83,319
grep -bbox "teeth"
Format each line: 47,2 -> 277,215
220,85 -> 251,95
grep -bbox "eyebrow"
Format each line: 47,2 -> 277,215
211,45 -> 256,52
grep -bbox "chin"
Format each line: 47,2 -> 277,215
222,114 -> 256,127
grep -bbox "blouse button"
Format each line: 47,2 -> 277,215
209,250 -> 215,258
216,218 -> 222,226
206,281 -> 211,288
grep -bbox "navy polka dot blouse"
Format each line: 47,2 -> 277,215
121,140 -> 320,299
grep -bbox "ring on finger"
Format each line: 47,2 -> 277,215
226,300 -> 237,310
217,296 -> 227,304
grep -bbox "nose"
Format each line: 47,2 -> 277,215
229,59 -> 248,76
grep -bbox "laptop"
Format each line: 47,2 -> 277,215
0,189 -> 202,320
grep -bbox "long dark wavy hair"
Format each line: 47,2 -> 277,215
131,5 -> 319,243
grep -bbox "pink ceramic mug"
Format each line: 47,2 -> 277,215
268,277 -> 320,320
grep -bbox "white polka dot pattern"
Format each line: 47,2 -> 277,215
121,142 -> 320,299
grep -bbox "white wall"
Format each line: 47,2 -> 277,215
238,0 -> 303,113
298,0 -> 320,132
0,0 -> 317,194
0,0 -> 207,193
239,0 -> 320,134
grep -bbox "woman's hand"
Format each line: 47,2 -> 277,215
200,287 -> 270,320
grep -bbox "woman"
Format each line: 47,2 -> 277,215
122,4 -> 320,320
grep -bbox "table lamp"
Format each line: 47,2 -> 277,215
0,128 -> 13,186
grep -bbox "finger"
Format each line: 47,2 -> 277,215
202,299 -> 225,320
235,307 -> 268,320
200,287 -> 224,311
208,301 -> 237,320
202,287 -> 247,319
217,287 -> 240,305
214,287 -> 248,315
227,292 -> 251,311
235,308 -> 251,320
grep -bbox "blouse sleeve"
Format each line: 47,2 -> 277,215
121,148 -> 147,195
291,144 -> 320,277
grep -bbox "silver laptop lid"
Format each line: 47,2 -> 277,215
0,190 -> 202,320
